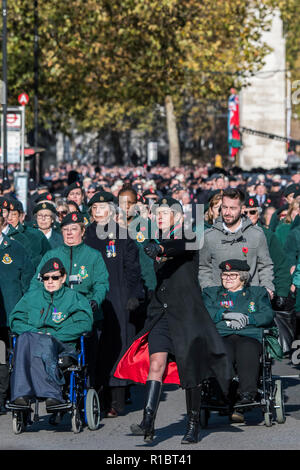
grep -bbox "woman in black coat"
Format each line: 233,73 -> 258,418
115,197 -> 231,444
84,191 -> 143,417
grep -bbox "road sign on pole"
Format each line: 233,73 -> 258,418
18,93 -> 29,106
0,106 -> 24,165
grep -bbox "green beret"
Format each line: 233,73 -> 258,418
34,192 -> 54,204
60,211 -> 84,228
33,202 -> 57,215
40,257 -> 65,276
219,259 -> 250,272
88,191 -> 114,206
0,196 -> 12,210
64,181 -> 83,197
154,196 -> 183,213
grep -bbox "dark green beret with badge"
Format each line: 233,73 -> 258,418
34,192 -> 54,204
64,181 -> 83,198
153,196 -> 183,214
33,202 -> 57,215
40,257 -> 65,276
219,259 -> 250,272
60,211 -> 84,228
8,199 -> 24,213
88,191 -> 114,206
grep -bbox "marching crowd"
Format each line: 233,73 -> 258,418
0,160 -> 299,443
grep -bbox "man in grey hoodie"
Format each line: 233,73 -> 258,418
199,188 -> 274,296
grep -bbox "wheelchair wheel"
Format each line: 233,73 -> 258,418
71,408 -> 82,433
85,388 -> 101,431
199,408 -> 209,429
12,411 -> 27,434
263,400 -> 273,427
274,380 -> 286,424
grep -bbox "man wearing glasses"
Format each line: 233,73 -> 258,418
242,196 -> 293,313
199,188 -> 275,297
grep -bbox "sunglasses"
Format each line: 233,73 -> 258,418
244,209 -> 258,215
42,275 -> 62,281
57,210 -> 68,216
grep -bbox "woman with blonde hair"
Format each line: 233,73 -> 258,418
204,191 -> 223,227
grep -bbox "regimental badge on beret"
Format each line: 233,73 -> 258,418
100,196 -> 104,201
42,203 -> 47,209
10,204 -> 13,210
72,213 -> 78,222
162,198 -> 167,204
76,182 -> 80,187
249,198 -> 254,206
225,263 -> 231,271
3,201 -> 7,207
53,262 -> 59,270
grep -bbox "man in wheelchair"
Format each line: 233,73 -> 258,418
202,258 -> 275,423
8,257 -> 93,409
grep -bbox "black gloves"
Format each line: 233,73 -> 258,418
272,292 -> 296,312
144,241 -> 163,260
89,300 -> 98,313
127,297 -> 140,312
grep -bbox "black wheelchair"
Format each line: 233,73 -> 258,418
199,329 -> 286,428
6,333 -> 101,434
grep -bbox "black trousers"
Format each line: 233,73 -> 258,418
223,334 -> 262,396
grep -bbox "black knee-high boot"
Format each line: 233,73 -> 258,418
142,380 -> 162,442
181,386 -> 202,444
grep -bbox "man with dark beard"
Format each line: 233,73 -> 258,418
198,188 -> 274,295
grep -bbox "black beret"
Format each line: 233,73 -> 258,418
219,259 -> 250,272
40,257 -> 65,276
88,191 -> 114,206
284,184 -> 299,197
64,181 -> 83,197
143,189 -> 159,198
33,202 -> 57,215
8,199 -> 24,212
244,195 -> 259,208
0,196 -> 12,210
35,192 -> 54,204
60,211 -> 85,227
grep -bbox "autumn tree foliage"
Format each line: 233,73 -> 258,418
2,0 -> 297,164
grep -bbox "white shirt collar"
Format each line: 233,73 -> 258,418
223,220 -> 242,234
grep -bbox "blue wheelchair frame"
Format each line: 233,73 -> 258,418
6,333 -> 101,434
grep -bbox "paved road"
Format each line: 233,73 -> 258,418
0,357 -> 300,451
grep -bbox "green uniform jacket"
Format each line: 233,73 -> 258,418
129,217 -> 157,292
275,221 -> 292,248
0,235 -> 35,326
283,219 -> 300,268
202,285 -> 275,343
258,222 -> 291,297
29,242 -> 109,322
6,224 -> 34,259
9,285 -> 93,343
16,223 -> 51,268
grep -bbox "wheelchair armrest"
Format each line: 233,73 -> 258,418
80,331 -> 93,339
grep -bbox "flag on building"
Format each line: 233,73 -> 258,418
228,90 -> 241,158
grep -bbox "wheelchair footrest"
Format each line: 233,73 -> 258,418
6,402 -> 33,411
46,402 -> 73,412
233,401 -> 261,409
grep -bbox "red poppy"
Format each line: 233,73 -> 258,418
72,214 -> 78,221
242,247 -> 248,254
53,262 -> 59,270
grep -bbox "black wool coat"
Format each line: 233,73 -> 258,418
84,221 -> 143,387
115,233 -> 232,393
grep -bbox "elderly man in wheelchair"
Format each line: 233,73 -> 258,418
202,259 -> 283,424
7,257 -> 94,431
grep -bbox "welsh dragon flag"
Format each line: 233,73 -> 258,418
228,90 -> 241,158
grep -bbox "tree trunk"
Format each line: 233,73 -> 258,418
165,95 -> 180,167
111,130 -> 124,165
